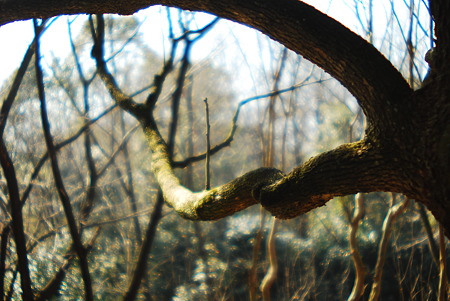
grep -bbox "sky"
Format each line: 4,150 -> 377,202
0,1 -> 359,84
0,1 -> 431,87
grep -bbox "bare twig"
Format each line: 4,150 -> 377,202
173,79 -> 323,168
124,10 -> 212,298
204,98 -> 211,190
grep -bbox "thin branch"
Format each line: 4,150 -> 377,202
97,123 -> 139,177
91,15 -> 145,118
204,98 -> 211,190
145,29 -> 178,108
0,19 -> 47,135
33,18 -> 93,301
0,19 -> 47,298
167,36 -> 192,154
20,104 -> 117,206
123,192 -> 164,300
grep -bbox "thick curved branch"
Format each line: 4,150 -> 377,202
259,139 -> 407,219
0,0 -> 412,125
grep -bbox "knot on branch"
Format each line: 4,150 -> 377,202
260,186 -> 333,219
250,167 -> 286,200
193,167 -> 284,220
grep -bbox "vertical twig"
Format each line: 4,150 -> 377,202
203,97 -> 213,298
184,75 -> 195,189
124,12 -> 218,300
33,18 -> 93,301
204,98 -> 211,190
185,76 -> 213,301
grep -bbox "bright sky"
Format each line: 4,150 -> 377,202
0,1 -> 430,86
0,2 -> 354,84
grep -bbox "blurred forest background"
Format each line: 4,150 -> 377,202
0,0 -> 447,300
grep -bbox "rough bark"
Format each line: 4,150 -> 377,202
1,0 -> 450,236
